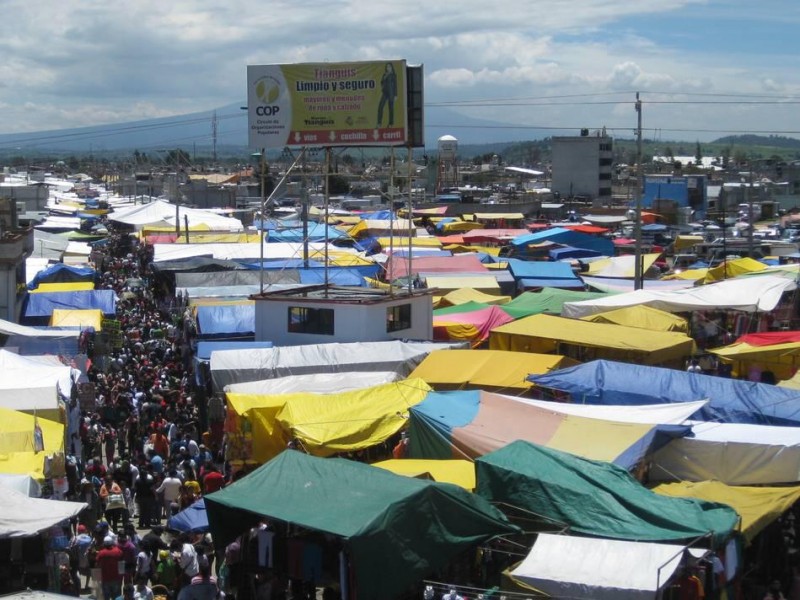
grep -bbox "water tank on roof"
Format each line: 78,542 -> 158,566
438,135 -> 458,162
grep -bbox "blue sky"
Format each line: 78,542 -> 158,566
0,0 -> 798,143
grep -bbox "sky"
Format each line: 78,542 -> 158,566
1,0 -> 799,144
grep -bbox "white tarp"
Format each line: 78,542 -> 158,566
152,241 -> 358,263
224,371 -> 401,395
581,276 -> 697,294
651,420 -> 800,485
110,199 -> 244,231
511,533 -> 687,600
0,318 -> 80,338
210,340 -> 462,390
0,487 -> 86,537
565,275 -> 796,318
0,350 -> 75,410
0,473 -> 42,497
516,398 -> 708,425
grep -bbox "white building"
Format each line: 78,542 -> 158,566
252,285 -> 434,346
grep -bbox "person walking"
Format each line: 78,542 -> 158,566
95,535 -> 125,600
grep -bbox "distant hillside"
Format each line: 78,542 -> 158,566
712,134 -> 800,150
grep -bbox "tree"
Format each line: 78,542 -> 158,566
327,174 -> 350,195
695,141 -> 702,166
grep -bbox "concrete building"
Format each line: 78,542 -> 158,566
551,133 -> 613,207
0,198 -> 33,322
252,285 -> 433,346
642,174 -> 709,223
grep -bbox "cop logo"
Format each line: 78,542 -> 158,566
255,76 -> 281,116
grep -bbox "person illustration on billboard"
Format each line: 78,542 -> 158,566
376,62 -> 397,128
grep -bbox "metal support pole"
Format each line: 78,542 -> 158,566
407,146 -> 414,294
259,148 -> 266,294
388,148 -> 395,291
633,92 -> 644,290
324,147 -> 331,293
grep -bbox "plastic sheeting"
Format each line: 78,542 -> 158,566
517,398 -> 708,425
510,227 -> 614,255
511,533 -> 687,600
433,306 -> 515,347
195,304 -> 255,337
26,263 -> 95,290
50,309 -> 103,330
506,259 -> 581,287
210,340 -> 461,391
654,481 -> 800,543
529,360 -> 800,426
110,199 -> 244,231
585,253 -> 661,278
563,274 -> 797,318
501,288 -> 607,319
30,281 -> 94,293
581,305 -> 689,333
409,349 -> 575,390
168,498 -> 209,533
436,288 -> 511,308
385,254 -> 487,280
0,350 -> 75,412
224,371 -> 399,395
650,420 -> 800,485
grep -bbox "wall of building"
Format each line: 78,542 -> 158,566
551,135 -> 613,207
254,294 -> 432,346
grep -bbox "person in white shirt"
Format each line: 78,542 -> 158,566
155,469 -> 182,520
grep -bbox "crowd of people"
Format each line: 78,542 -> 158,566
58,227 -> 225,600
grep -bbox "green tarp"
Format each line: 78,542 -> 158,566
205,451 -> 518,599
475,441 -> 738,546
501,287 -> 607,319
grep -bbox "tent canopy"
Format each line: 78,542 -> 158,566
196,304 -> 255,337
581,304 -> 689,333
167,498 -> 209,533
475,440 -> 738,545
529,359 -> 800,426
224,371 -> 399,395
654,481 -> 800,544
511,533 -> 688,600
510,227 -> 614,256
23,289 -> 117,318
500,288 -> 607,319
205,451 -> 518,600
50,308 -> 103,330
490,314 -> 696,365
409,390 -> 688,469
371,459 -> 476,490
409,349 -> 576,390
0,487 -> 86,538
433,306 -> 515,347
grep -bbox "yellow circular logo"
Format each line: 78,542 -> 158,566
255,77 -> 281,103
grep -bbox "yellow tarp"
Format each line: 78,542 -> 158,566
437,288 -> 511,308
372,459 -> 476,490
710,341 -> 800,380
662,268 -> 708,281
490,314 -> 696,365
376,237 -> 442,248
0,407 -> 64,480
704,257 -> 767,283
474,213 -> 525,221
425,276 -> 501,294
778,371 -> 800,390
31,281 -> 94,293
673,235 -> 704,252
443,245 -> 502,256
276,378 -> 431,457
228,379 -> 432,462
442,221 -> 485,233
409,349 -> 578,390
654,480 -> 800,543
581,305 -> 689,333
50,309 -> 103,330
143,223 -> 213,233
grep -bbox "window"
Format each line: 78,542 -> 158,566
288,306 -> 334,335
598,157 -> 613,167
386,304 -> 412,332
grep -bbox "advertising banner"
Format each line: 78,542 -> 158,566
247,60 -> 408,148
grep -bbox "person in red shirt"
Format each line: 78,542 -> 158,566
149,428 -> 170,458
202,464 -> 224,494
95,536 -> 124,600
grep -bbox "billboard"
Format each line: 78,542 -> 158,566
247,60 -> 408,148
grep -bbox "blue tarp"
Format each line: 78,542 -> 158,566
435,218 -> 457,232
510,227 -> 614,256
167,498 -> 209,533
196,304 -> 255,337
28,263 -> 96,290
268,223 -> 346,243
517,278 -> 586,290
195,341 -> 274,361
506,259 -> 579,282
548,246 -> 604,261
529,359 -> 800,426
24,290 -> 117,318
361,210 -> 394,220
642,223 -> 668,233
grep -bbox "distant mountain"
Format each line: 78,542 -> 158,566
711,134 -> 800,150
0,102 -> 563,157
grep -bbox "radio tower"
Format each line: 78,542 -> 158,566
212,110 -> 218,163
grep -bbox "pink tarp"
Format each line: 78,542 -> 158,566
462,229 -> 529,244
385,254 -> 488,280
433,305 -> 515,345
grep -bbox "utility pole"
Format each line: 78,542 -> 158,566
212,111 -> 218,163
633,92 -> 644,290
747,167 -> 755,257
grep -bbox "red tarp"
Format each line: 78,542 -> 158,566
736,331 -> 800,346
433,305 -> 515,345
438,235 -> 465,245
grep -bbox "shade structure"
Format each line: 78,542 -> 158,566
703,256 -> 767,283
436,287 -> 511,308
475,440 -> 738,546
489,314 -> 695,366
505,258 -> 583,289
224,371 -> 399,395
433,305 -> 515,347
205,451 -> 519,600
649,420 -> 800,485
371,459 -> 476,490
709,340 -> 800,380
562,274 -> 796,318
408,390 -> 689,469
50,308 -> 103,330
23,290 -> 117,319
510,227 -> 614,255
26,263 -> 95,290
409,349 -> 576,391
195,303 -> 255,337
385,253 -> 487,280
517,398 -> 708,425
654,481 -> 800,543
585,253 -> 661,278
168,498 -> 209,533
580,304 -> 689,333
510,533 -> 688,599
0,487 -> 86,538
529,359 -> 800,426
0,407 -> 65,480
30,281 -> 94,293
